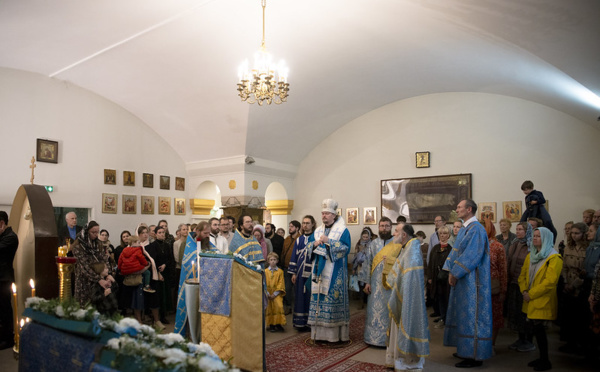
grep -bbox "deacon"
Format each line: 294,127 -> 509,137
443,199 -> 493,368
386,223 -> 430,370
307,199 -> 351,343
288,215 -> 316,331
358,217 -> 394,347
228,214 -> 264,264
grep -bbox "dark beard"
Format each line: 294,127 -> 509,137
379,232 -> 392,241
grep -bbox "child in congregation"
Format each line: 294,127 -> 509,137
118,235 -> 154,293
90,262 -> 119,315
520,180 -> 557,242
265,252 -> 286,332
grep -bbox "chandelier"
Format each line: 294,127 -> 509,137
237,0 -> 289,105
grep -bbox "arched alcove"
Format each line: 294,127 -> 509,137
265,182 -> 288,201
191,180 -> 222,218
265,182 -> 292,230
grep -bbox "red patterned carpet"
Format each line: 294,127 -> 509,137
266,311 -> 388,371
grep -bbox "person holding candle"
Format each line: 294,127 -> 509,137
0,211 -> 18,350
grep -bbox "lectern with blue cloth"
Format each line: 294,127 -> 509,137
197,253 -> 265,372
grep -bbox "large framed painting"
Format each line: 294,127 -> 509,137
503,201 -> 522,222
381,173 -> 472,224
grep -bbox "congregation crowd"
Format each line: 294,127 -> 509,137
351,190 -> 600,371
2,182 -> 600,372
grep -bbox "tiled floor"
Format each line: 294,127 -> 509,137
1,299 -> 598,371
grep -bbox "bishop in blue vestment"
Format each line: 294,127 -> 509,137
307,199 -> 351,343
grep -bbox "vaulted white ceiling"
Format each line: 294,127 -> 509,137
2,0 -> 599,168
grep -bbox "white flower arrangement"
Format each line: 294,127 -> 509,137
25,297 -> 99,322
233,253 -> 262,272
23,296 -> 239,371
106,333 -> 237,371
157,332 -> 185,346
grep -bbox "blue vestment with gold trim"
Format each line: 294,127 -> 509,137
307,218 -> 351,331
443,220 -> 493,361
228,230 -> 264,263
359,237 -> 394,346
387,238 -> 430,357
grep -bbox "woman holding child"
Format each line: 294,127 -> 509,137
73,221 -> 113,307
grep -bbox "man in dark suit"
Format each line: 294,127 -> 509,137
58,211 -> 82,247
0,210 -> 18,349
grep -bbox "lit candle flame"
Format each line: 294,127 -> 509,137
12,283 -> 16,293
29,279 -> 35,289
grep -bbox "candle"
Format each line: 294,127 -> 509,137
12,283 -> 17,344
191,260 -> 196,280
29,278 -> 35,298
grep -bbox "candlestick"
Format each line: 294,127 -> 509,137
56,256 -> 77,301
11,283 -> 18,350
29,279 -> 35,298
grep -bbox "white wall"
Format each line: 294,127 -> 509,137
293,92 -> 600,245
0,68 -> 190,237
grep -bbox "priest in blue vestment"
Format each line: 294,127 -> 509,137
307,199 -> 352,343
358,217 -> 394,347
386,223 -> 430,370
443,199 -> 493,368
288,215 -> 316,331
174,222 -> 211,335
228,214 -> 264,264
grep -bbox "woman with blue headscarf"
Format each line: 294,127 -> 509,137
518,227 -> 563,371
